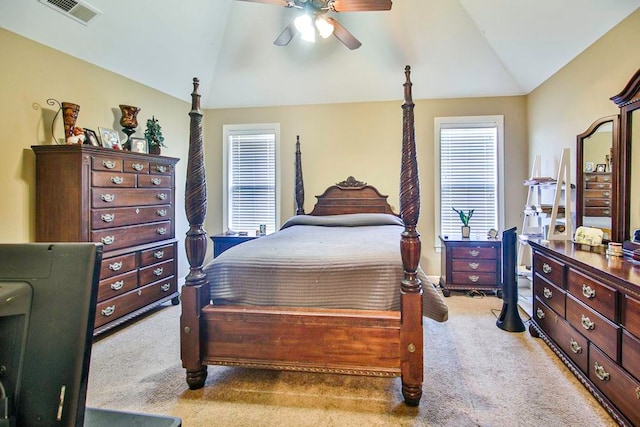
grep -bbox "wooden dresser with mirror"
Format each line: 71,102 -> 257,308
529,67 -> 640,426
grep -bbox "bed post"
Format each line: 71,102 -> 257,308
295,135 -> 305,215
180,77 -> 209,389
399,65 -> 423,406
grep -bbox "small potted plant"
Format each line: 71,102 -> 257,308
144,116 -> 166,154
453,207 -> 474,238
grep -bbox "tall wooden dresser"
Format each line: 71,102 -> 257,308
32,145 -> 180,335
583,171 -> 612,217
529,239 -> 640,426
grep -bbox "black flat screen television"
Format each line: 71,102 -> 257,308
0,243 -> 102,426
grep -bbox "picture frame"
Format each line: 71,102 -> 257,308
98,127 -> 120,149
596,163 -> 607,173
584,161 -> 594,172
84,128 -> 100,146
130,137 -> 148,154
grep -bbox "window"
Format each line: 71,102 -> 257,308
223,124 -> 280,235
434,116 -> 504,246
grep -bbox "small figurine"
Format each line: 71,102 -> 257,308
66,126 -> 86,145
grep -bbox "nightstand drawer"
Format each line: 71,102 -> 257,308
451,259 -> 496,273
451,272 -> 497,286
451,246 -> 497,260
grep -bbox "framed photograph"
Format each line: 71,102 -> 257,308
84,128 -> 100,146
98,127 -> 120,149
130,137 -> 148,154
596,163 -> 607,173
584,161 -> 594,172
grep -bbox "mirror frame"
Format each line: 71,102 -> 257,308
575,115 -> 619,238
611,67 -> 640,246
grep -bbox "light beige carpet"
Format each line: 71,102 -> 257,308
86,294 -> 616,426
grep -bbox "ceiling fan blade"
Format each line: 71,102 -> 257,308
274,21 -> 296,46
330,0 -> 392,12
236,0 -> 292,7
327,17 -> 361,50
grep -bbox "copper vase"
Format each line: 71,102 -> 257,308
119,104 -> 141,150
62,102 -> 80,142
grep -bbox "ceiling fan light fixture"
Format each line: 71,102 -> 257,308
315,16 -> 334,38
294,13 -> 316,42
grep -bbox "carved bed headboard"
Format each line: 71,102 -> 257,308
307,176 -> 396,216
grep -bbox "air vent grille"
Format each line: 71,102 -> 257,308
38,0 -> 101,25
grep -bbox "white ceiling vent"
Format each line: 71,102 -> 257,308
38,0 -> 101,26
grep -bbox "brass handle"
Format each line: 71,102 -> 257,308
151,177 -> 162,186
161,283 -> 171,292
153,267 -> 164,276
110,280 -> 124,291
131,163 -> 144,171
582,284 -> 596,299
594,362 -> 610,381
156,227 -> 167,235
101,194 -> 115,203
636,387 -> 640,400
603,191 -> 610,197
542,263 -> 552,274
603,209 -> 610,215
109,261 -> 122,271
156,165 -> 167,173
101,236 -> 115,245
110,176 -> 124,185
469,249 -> 480,257
569,338 -> 582,354
156,209 -> 167,217
468,275 -> 479,283
101,213 -> 115,223
604,201 -> 610,206
153,250 -> 165,259
157,193 -> 168,200
468,262 -> 479,270
536,308 -> 545,319
581,315 -> 595,330
543,287 -> 552,299
597,184 -> 605,188
101,305 -> 116,317
102,160 -> 116,169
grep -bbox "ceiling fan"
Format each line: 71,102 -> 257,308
236,0 -> 392,50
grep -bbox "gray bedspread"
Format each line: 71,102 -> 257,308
204,214 -> 449,322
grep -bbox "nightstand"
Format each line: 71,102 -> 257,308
438,235 -> 502,297
211,234 -> 258,257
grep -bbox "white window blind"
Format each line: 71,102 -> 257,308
436,117 -> 503,241
224,125 -> 279,234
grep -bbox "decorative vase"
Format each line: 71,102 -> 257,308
149,145 -> 161,155
119,104 -> 141,150
461,225 -> 471,238
62,102 -> 80,143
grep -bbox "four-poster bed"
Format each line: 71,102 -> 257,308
180,66 -> 447,405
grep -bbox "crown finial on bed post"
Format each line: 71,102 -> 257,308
191,77 -> 201,113
295,135 -> 305,215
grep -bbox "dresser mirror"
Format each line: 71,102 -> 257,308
575,115 -> 618,241
611,67 -> 640,246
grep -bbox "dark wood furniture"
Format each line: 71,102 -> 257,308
31,145 -> 180,335
180,67 -> 426,405
211,234 -> 258,257
582,171 -> 612,217
529,240 -> 640,426
439,235 -> 502,297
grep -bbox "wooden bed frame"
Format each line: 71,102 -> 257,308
180,66 -> 424,405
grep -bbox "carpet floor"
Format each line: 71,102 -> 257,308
86,293 -> 617,426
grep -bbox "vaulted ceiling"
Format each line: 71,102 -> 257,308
1,1 -> 638,108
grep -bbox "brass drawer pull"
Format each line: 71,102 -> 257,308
101,236 -> 115,245
153,267 -> 164,276
542,263 -> 552,274
151,177 -> 162,186
161,283 -> 171,292
110,176 -> 124,185
582,284 -> 596,299
131,163 -> 144,171
109,261 -> 123,271
101,213 -> 115,222
543,287 -> 552,299
581,315 -> 595,330
101,194 -> 115,203
156,209 -> 167,217
156,227 -> 167,235
569,339 -> 582,354
636,387 -> 640,400
157,193 -> 168,201
603,191 -> 610,197
156,165 -> 167,173
153,250 -> 165,259
468,275 -> 479,283
536,308 -> 545,319
110,280 -> 124,291
603,209 -> 610,215
102,160 -> 116,169
468,262 -> 479,270
469,249 -> 480,257
594,362 -> 610,381
604,200 -> 610,206
101,305 -> 116,317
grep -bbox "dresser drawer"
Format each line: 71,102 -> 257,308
583,198 -> 611,207
585,181 -> 611,190
589,344 -> 640,427
123,159 -> 150,174
624,295 -> 640,338
451,246 -> 497,260
139,259 -> 175,286
149,162 -> 174,175
140,243 -> 175,267
99,252 -> 137,279
91,205 -> 172,229
533,275 -> 566,318
451,272 -> 497,286
584,207 -> 612,217
138,174 -> 173,188
91,188 -> 172,208
584,173 -> 611,183
533,251 -> 565,288
584,189 -> 611,199
566,295 -> 620,360
451,259 -> 495,273
92,221 -> 173,251
567,268 -> 617,321
92,171 -> 136,188
622,330 -> 640,382
97,270 -> 138,302
92,156 -> 123,172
